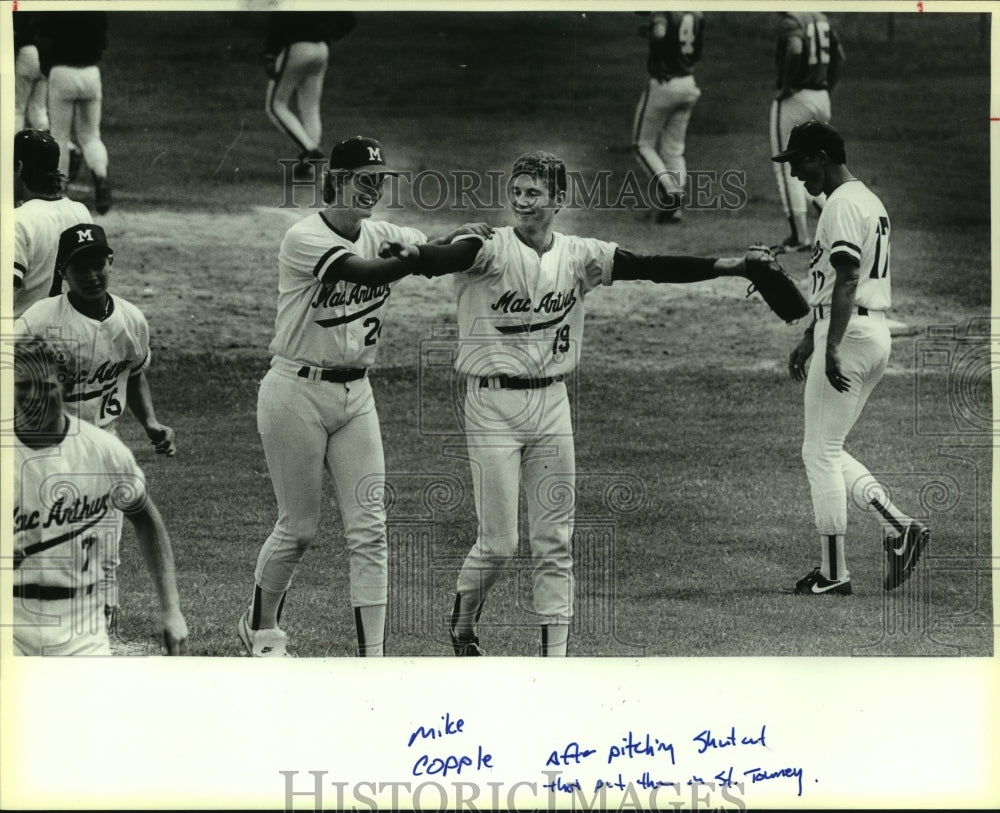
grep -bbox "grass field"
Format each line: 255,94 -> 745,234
19,9 -> 994,657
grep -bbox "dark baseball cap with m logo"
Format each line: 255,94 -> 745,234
328,136 -> 401,175
57,223 -> 114,269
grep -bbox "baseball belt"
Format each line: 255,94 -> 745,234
479,374 -> 564,390
813,305 -> 871,320
14,583 -> 95,600
297,366 -> 367,383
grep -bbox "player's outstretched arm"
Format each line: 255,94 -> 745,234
611,247 -> 736,283
327,254 -> 418,287
379,238 -> 483,278
126,371 -> 176,456
125,498 -> 188,655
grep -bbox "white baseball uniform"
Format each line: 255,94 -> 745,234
13,416 -> 147,656
14,45 -> 49,132
16,294 -> 152,608
450,226 -> 616,621
14,196 -> 93,317
254,214 -> 426,616
803,179 -> 892,537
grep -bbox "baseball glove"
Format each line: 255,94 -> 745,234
743,244 -> 810,323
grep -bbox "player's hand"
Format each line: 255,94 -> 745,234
378,241 -> 421,262
160,608 -> 188,656
262,53 -> 279,80
146,424 -> 176,456
825,346 -> 850,392
788,333 -> 814,381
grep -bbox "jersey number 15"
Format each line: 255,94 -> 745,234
869,216 -> 890,279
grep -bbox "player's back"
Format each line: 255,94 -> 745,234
14,196 -> 92,317
647,11 -> 704,79
775,11 -> 837,91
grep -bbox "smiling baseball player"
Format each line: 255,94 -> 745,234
775,121 -> 928,595
17,223 -> 176,633
381,150 -> 790,656
241,136 -> 462,657
12,335 -> 187,656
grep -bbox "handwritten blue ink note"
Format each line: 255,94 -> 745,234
407,713 -> 494,778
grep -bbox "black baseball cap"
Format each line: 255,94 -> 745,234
329,136 -> 400,175
57,223 -> 114,269
14,129 -> 59,173
771,120 -> 845,162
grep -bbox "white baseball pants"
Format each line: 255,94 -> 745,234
456,380 -> 576,621
48,64 -> 109,178
15,45 -> 49,131
265,41 -> 329,154
633,75 -> 701,201
803,311 -> 891,535
769,89 -> 831,217
255,363 -> 387,608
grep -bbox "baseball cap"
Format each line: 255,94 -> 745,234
57,224 -> 114,269
771,120 -> 845,162
14,129 -> 59,173
328,136 -> 400,175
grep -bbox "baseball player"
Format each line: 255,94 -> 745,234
263,11 -> 357,180
13,129 -> 92,316
240,136 -> 484,657
17,223 -> 176,633
632,11 -> 704,224
37,10 -> 113,214
775,121 -> 928,595
381,150 -> 780,656
14,11 -> 50,133
11,335 -> 187,656
769,11 -> 844,251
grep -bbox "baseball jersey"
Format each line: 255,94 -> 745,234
775,12 -> 838,91
451,227 -> 616,379
647,11 -> 704,79
264,11 -> 357,50
16,295 -> 151,429
268,214 -> 426,369
14,416 -> 146,595
14,196 -> 93,317
808,180 -> 892,311
38,11 -> 108,75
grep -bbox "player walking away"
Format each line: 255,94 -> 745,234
774,121 -> 928,596
13,129 -> 92,316
11,336 -> 188,656
632,11 -> 704,224
37,10 -> 113,214
263,11 -> 357,181
17,223 -> 177,636
241,136 -> 483,658
769,11 -> 844,252
14,11 -> 50,133
381,151 -> 784,656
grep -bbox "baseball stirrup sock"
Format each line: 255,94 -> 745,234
355,605 -> 385,657
541,625 -> 569,657
820,534 -> 847,581
252,585 -> 286,630
870,498 -> 907,536
451,592 -> 483,639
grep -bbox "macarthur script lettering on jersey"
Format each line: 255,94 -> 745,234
311,282 -> 391,310
41,493 -> 113,529
67,358 -> 133,388
491,288 -> 577,315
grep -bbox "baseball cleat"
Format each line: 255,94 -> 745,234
94,174 -> 112,215
787,567 -> 853,596
883,521 -> 929,590
293,149 -> 325,181
237,608 -> 291,657
654,208 -> 683,224
449,624 -> 485,656
68,147 -> 83,183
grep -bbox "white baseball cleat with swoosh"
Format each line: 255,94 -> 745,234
237,608 -> 291,657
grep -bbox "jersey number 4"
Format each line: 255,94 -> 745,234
678,13 -> 698,55
869,216 -> 890,279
